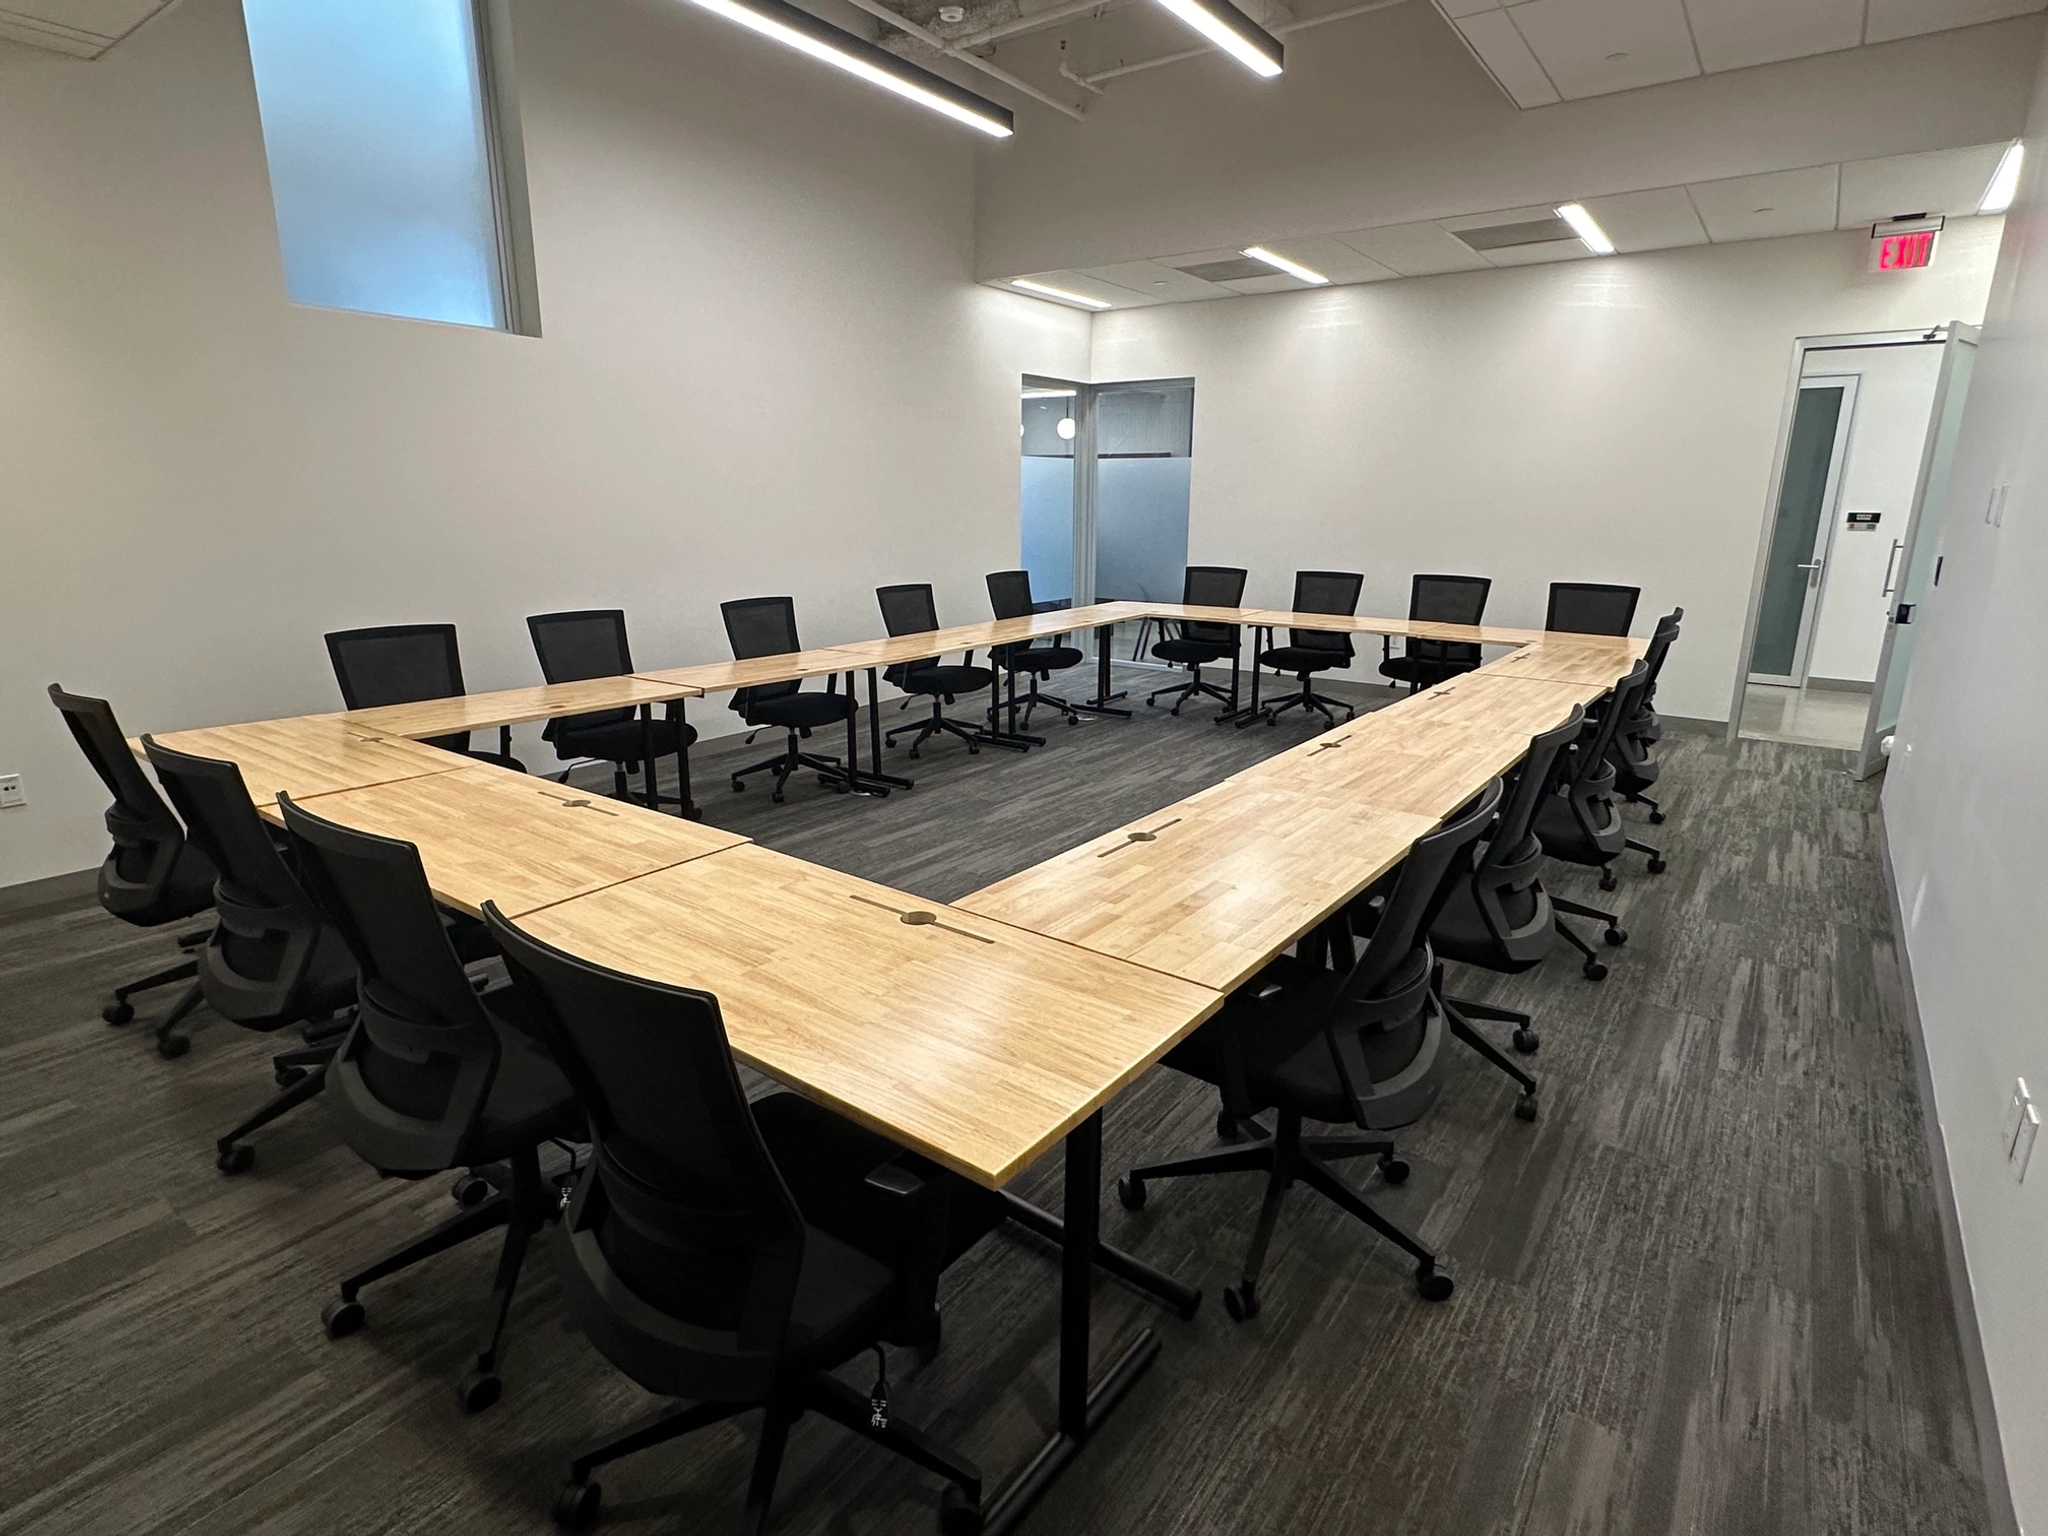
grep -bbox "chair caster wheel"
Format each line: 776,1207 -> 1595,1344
1604,927 -> 1628,946
1583,960 -> 1609,981
1146,698 -> 1157,708
456,1369 -> 502,1415
451,1174 -> 492,1208
553,1479 -> 601,1529
322,1298 -> 365,1340
731,781 -> 745,792
1216,1109 -> 1243,1141
1415,1266 -> 1455,1302
1222,1283 -> 1259,1322
1515,1096 -> 1540,1123
274,1064 -> 307,1088
103,1001 -> 134,1025
156,1032 -> 190,1059
1512,1027 -> 1539,1054
215,1143 -> 254,1175
1599,871 -> 1617,892
1116,1175 -> 1146,1210
967,745 -> 980,755
1649,810 -> 1667,824
771,791 -> 785,804
939,1483 -> 984,1535
1647,857 -> 1668,874
1379,1157 -> 1410,1185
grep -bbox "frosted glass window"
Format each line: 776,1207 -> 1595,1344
243,0 -> 509,329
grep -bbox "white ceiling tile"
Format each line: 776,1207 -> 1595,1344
1837,144 -> 2013,227
1245,235 -> 1401,282
1680,0 -> 1863,71
0,0 -> 166,54
1007,270 -> 1156,308
1686,165 -> 1842,241
1503,0 -> 1701,99
1077,261 -> 1230,300
1481,239 -> 1593,265
1434,0 -> 1505,18
1578,185 -> 1710,251
1866,0 -> 2046,45
1454,10 -> 1562,107
1335,221 -> 1495,275
1218,273 -> 1314,294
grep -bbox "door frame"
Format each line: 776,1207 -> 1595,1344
1724,326 -> 1953,741
1746,372 -> 1860,688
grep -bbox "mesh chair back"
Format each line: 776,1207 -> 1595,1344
1406,574 -> 1490,667
1347,779 -> 1502,1001
528,610 -> 636,737
281,795 -> 503,1172
986,569 -> 1035,621
485,903 -> 807,1391
721,597 -> 804,715
143,738 -> 331,1023
876,583 -> 945,690
325,624 -> 469,752
49,685 -> 210,920
1545,583 -> 1639,637
1640,607 -> 1683,692
1288,570 -> 1364,657
1468,709 -> 1581,960
1179,565 -> 1247,647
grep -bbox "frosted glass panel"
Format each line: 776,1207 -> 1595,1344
243,0 -> 506,329
1095,459 -> 1192,603
1021,457 -> 1075,604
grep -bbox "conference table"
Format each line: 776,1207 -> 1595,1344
133,601 -> 1643,1533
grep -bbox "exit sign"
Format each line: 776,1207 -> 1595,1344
1871,216 -> 1944,271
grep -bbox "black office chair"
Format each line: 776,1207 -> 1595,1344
482,903 -> 992,1535
876,583 -> 1015,760
1534,659 -> 1652,979
720,596 -> 856,803
1545,582 -> 1640,637
142,739 -> 360,1170
1256,570 -> 1365,728
48,686 -> 216,1048
1615,607 -> 1683,824
324,623 -> 525,771
1118,780 -> 1502,1319
985,569 -> 1087,729
1422,708 -> 1584,1121
526,609 -> 696,816
1148,565 -> 1248,715
1380,574 -> 1491,693
278,794 -> 582,1415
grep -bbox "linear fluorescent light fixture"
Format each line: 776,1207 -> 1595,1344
1011,278 -> 1113,309
1981,142 -> 2024,214
683,0 -> 1014,138
1241,245 -> 1327,284
1021,387 -> 1078,398
1555,202 -> 1616,255
1153,0 -> 1283,77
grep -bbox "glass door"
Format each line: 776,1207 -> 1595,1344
1019,377 -> 1083,608
1748,376 -> 1859,685
1854,322 -> 1979,779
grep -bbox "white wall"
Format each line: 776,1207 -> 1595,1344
1802,342 -> 1946,687
1883,24 -> 2048,1533
1088,224 -> 2003,721
0,0 -> 1090,890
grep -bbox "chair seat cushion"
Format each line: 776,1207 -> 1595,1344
1153,638 -> 1231,665
552,715 -> 696,765
1259,645 -> 1348,675
1533,793 -> 1609,866
998,644 -> 1084,674
1379,655 -> 1478,686
1429,879 -> 1546,974
749,690 -> 857,730
903,664 -> 994,698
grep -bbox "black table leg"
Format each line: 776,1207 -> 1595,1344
675,699 -> 700,820
1219,625 -> 1272,726
1079,623 -> 1132,718
640,707 -> 659,812
982,1113 -> 1163,1535
856,668 -> 914,792
999,1191 -> 1201,1318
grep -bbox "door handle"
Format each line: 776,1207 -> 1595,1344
1881,539 -> 1904,596
1796,559 -> 1824,586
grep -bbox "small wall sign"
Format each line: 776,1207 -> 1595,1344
1846,512 -> 1883,531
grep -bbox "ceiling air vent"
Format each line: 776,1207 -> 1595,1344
1453,216 -> 1577,252
1174,257 -> 1278,283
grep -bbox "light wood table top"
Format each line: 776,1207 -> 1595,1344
272,764 -> 748,918
343,676 -> 702,740
958,778 -> 1440,995
516,843 -> 1223,1189
1475,638 -> 1644,687
140,716 -> 467,806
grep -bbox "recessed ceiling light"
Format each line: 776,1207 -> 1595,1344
1981,142 -> 2024,214
1152,0 -> 1283,77
681,0 -> 1014,138
1555,203 -> 1615,256
1241,245 -> 1328,284
1011,278 -> 1114,309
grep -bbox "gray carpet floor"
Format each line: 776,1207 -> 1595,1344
0,666 -> 1991,1536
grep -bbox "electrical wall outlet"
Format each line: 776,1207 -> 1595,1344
0,774 -> 23,810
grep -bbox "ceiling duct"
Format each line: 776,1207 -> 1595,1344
1452,216 -> 1578,252
1173,256 -> 1277,281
